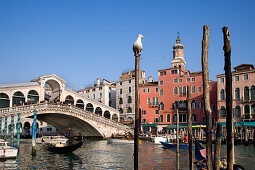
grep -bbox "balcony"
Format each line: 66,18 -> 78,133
149,103 -> 158,108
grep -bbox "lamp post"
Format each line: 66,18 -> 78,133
133,34 -> 144,170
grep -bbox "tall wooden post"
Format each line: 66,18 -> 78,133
222,26 -> 234,170
187,86 -> 193,170
201,25 -> 213,170
214,124 -> 222,170
134,53 -> 140,170
176,107 -> 180,170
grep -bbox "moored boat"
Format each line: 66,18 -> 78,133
47,140 -> 83,154
152,136 -> 168,144
0,139 -> 18,159
107,138 -> 141,144
36,135 -> 68,144
160,141 -> 194,149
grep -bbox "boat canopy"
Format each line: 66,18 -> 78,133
142,124 -> 157,127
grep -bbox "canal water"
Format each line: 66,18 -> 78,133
0,139 -> 254,170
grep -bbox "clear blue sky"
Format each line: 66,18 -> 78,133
0,0 -> 254,90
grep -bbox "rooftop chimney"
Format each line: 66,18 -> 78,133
148,76 -> 152,82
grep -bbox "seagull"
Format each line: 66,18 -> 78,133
133,34 -> 144,55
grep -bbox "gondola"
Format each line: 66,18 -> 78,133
160,141 -> 195,149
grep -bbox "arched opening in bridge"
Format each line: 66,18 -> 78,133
86,103 -> 94,113
12,91 -> 25,106
119,108 -> 123,114
104,111 -> 111,119
44,80 -> 61,103
23,122 -> 31,136
0,93 -> 10,108
95,107 -> 102,116
65,95 -> 74,105
27,90 -> 39,104
112,114 -> 118,122
76,99 -> 84,109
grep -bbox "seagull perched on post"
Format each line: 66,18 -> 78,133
133,34 -> 144,55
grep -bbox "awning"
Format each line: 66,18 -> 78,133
142,124 -> 157,127
166,124 -> 206,129
219,122 -> 255,127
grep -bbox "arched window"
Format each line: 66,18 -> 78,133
119,108 -> 123,114
159,102 -> 164,110
0,93 -> 10,108
183,86 -> 186,96
191,100 -> 196,109
183,114 -> 187,122
76,99 -> 84,109
160,89 -> 164,96
104,111 -> 111,119
220,89 -> 225,101
65,95 -> 74,105
127,107 -> 132,113
251,86 -> 255,101
174,87 -> 178,95
179,87 -> 183,95
12,91 -> 25,106
128,96 -> 132,103
167,114 -> 170,122
179,114 -> 183,122
173,114 -> 177,122
244,105 -> 250,119
252,104 -> 255,118
191,114 -> 196,122
159,115 -> 163,123
234,105 -> 241,118
244,86 -> 249,101
95,107 -> 102,116
86,103 -> 94,113
119,98 -> 123,104
27,90 -> 39,104
220,106 -> 226,118
235,88 -> 240,100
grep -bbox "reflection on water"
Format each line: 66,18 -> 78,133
0,139 -> 254,170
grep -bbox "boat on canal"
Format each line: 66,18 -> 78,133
152,136 -> 169,144
107,138 -> 142,144
36,135 -> 68,144
160,141 -> 194,149
0,139 -> 18,159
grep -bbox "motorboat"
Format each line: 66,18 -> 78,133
0,139 -> 18,159
160,141 -> 194,149
151,136 -> 169,144
107,138 -> 142,144
47,140 -> 83,154
36,135 -> 68,144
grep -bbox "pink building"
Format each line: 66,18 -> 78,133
217,64 -> 255,122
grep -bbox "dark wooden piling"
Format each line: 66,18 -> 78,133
201,25 -> 213,170
187,86 -> 193,170
222,26 -> 234,169
176,108 -> 180,170
214,124 -> 222,170
244,126 -> 248,145
134,53 -> 140,170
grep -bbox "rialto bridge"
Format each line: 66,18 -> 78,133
0,74 -> 131,137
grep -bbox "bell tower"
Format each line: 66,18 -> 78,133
171,34 -> 186,71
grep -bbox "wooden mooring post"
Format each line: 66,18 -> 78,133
201,25 -> 213,170
214,124 -> 222,170
222,26 -> 234,169
187,86 -> 193,170
176,107 -> 180,170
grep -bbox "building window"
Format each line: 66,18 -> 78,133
119,98 -> 123,104
171,70 -> 178,74
179,79 -> 183,83
160,89 -> 164,96
234,105 -> 241,118
119,108 -> 123,113
142,119 -> 146,123
198,102 -> 202,108
128,96 -> 132,103
159,102 -> 164,110
47,128 -> 52,131
154,118 -> 159,123
234,75 -> 239,82
183,86 -> 186,96
243,74 -> 248,80
192,85 -> 196,93
99,87 -> 102,90
120,89 -> 122,94
182,114 -> 187,122
155,97 -> 158,105
127,107 -> 132,113
93,94 -> 95,99
244,87 -> 249,101
173,114 -> 177,122
167,114 -> 170,122
155,110 -> 159,114
160,80 -> 164,85
192,77 -> 196,82
143,89 -> 146,93
160,71 -> 166,76
174,79 -> 178,83
235,88 -> 240,100
147,98 -> 150,104
187,78 -> 190,82
142,110 -> 146,115
220,77 -> 224,83
129,87 -> 132,93
179,87 -> 183,95
251,86 -> 255,100
129,79 -> 132,83
159,115 -> 164,123
198,87 -> 202,93
155,87 -> 158,92
220,106 -> 226,118
191,114 -> 196,122
174,87 -> 178,95
120,82 -> 122,85
192,100 -> 196,109
148,88 -> 150,93
220,89 -> 225,101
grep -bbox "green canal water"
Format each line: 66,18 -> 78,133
0,139 -> 254,170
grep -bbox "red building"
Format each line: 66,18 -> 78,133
140,36 -> 217,133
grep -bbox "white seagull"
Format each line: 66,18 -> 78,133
133,34 -> 144,55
